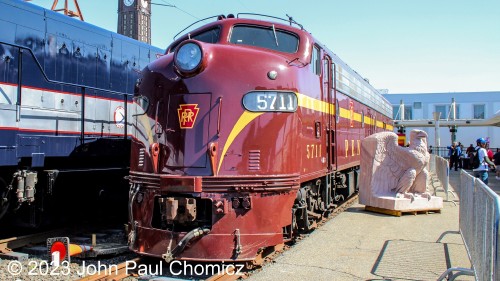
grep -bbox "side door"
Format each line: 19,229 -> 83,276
323,56 -> 335,171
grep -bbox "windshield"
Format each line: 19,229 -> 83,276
229,25 -> 299,53
169,27 -> 221,52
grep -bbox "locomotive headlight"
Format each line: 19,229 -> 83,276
174,42 -> 203,75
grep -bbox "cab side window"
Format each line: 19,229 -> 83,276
311,45 -> 321,75
192,27 -> 221,44
169,27 -> 221,53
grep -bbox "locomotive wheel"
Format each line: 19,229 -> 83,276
294,203 -> 318,233
295,207 -> 310,232
0,177 -> 10,221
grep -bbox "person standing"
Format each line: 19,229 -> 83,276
459,143 -> 465,169
448,142 -> 461,171
494,149 -> 500,180
466,144 -> 474,154
486,143 -> 494,160
466,144 -> 475,169
473,138 -> 495,184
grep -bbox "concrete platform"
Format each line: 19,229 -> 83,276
248,169 -> 482,281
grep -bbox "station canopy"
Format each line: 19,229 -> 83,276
393,110 -> 500,128
486,110 -> 500,127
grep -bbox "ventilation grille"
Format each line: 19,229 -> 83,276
138,148 -> 145,167
248,150 -> 261,171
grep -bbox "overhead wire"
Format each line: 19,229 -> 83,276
151,0 -> 200,20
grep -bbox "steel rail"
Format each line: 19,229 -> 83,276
0,228 -> 68,254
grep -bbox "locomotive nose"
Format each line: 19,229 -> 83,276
159,93 -> 213,170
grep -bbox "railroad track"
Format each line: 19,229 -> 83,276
0,229 -> 69,256
0,195 -> 358,281
77,258 -> 141,281
0,226 -> 127,255
74,195 -> 360,281
320,194 -> 359,225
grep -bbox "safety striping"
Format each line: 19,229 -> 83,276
296,92 -> 391,129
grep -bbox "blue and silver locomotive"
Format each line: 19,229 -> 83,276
0,0 -> 163,226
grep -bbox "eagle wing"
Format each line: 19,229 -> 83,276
369,132 -> 409,196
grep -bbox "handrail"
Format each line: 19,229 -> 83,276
16,49 -> 23,122
2,41 -> 132,143
237,13 -> 304,30
172,15 -> 221,41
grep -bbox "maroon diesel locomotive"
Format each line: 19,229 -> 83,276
128,14 -> 393,262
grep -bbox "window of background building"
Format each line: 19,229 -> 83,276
435,105 -> 460,119
413,102 -> 422,109
392,105 -> 398,119
473,104 -> 485,119
405,106 -> 413,120
435,105 -> 446,119
392,105 -> 412,120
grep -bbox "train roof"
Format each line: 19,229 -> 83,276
168,14 -> 392,118
2,0 -> 164,52
324,45 -> 393,118
171,13 -> 305,41
167,15 -> 309,53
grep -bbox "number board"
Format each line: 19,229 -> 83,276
243,91 -> 298,112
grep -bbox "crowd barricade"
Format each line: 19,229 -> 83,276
437,170 -> 500,280
432,146 -> 450,158
429,154 -> 454,201
429,153 -> 436,174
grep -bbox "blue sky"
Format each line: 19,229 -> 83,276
28,0 -> 500,94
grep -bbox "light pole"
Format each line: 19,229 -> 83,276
433,112 -> 441,153
450,98 -> 457,144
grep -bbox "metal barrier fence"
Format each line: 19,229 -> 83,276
437,171 -> 500,280
430,147 -> 499,158
429,154 -> 453,201
431,147 -> 451,158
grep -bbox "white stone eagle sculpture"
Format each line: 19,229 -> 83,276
359,130 -> 431,201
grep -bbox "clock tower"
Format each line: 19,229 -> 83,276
117,0 -> 151,44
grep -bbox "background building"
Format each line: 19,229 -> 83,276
117,0 -> 151,43
383,92 -> 500,148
